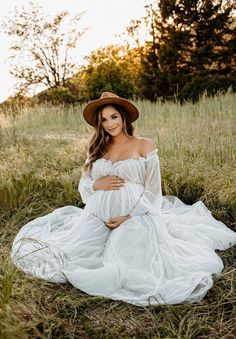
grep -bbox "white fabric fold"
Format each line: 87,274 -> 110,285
78,173 -> 95,204
10,146 -> 236,307
129,148 -> 162,217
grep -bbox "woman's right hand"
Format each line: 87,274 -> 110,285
93,175 -> 126,191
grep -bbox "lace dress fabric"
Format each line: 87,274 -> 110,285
11,149 -> 236,306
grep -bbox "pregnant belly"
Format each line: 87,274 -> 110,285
91,182 -> 144,222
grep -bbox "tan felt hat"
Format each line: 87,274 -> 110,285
82,92 -> 139,127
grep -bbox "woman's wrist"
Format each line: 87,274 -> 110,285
91,180 -> 96,192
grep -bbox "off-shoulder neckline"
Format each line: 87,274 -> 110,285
98,148 -> 158,166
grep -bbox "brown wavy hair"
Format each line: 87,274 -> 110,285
82,103 -> 136,176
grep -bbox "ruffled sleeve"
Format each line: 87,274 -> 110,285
129,148 -> 162,217
78,170 -> 95,205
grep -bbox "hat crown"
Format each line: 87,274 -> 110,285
100,92 -> 119,99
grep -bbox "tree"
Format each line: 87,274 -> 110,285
160,0 -> 236,76
2,1 -> 87,95
126,0 -> 236,102
73,45 -> 138,100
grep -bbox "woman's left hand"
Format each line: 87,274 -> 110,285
105,215 -> 130,229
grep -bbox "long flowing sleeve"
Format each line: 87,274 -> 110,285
129,148 -> 162,217
78,171 -> 95,205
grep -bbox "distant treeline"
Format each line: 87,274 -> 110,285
2,0 -> 236,107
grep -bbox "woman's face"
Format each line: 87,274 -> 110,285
101,105 -> 124,136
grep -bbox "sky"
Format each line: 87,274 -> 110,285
0,0 -> 150,103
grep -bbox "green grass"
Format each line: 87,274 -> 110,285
0,90 -> 235,338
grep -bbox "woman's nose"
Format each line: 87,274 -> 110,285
107,121 -> 115,127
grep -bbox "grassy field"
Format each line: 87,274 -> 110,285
0,91 -> 235,338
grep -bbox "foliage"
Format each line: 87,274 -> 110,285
126,0 -> 236,102
34,86 -> 78,105
74,45 -> 140,100
2,1 -> 87,95
1,0 -> 236,105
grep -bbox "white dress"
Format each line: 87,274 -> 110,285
11,149 -> 236,306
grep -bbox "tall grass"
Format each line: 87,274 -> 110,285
0,90 -> 235,338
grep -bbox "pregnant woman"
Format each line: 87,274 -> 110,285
11,92 -> 236,306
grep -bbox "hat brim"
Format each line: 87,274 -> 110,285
82,97 -> 139,127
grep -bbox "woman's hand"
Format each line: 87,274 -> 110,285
93,175 -> 126,191
105,215 -> 131,230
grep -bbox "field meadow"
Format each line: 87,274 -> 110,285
0,91 -> 235,338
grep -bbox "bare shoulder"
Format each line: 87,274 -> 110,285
137,137 -> 156,157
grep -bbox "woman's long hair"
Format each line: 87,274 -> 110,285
82,103 -> 136,176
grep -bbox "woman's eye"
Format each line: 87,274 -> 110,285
102,116 -> 117,122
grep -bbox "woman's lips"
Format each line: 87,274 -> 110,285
108,127 -> 116,131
